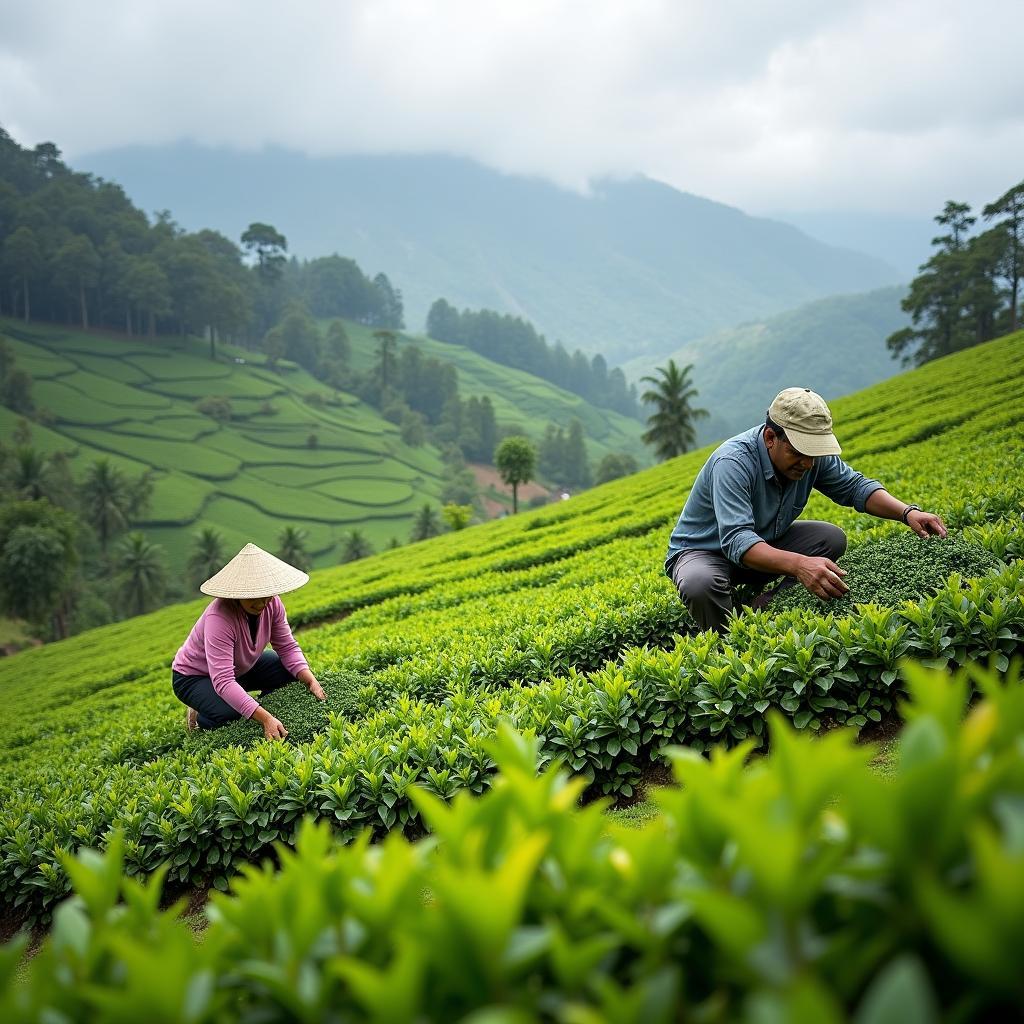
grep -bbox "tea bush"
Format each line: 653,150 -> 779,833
2,663 -> 1023,1022
184,668 -> 372,753
768,531 -> 1004,615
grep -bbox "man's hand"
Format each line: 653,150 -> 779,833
795,555 -> 849,600
907,509 -> 948,539
253,706 -> 288,741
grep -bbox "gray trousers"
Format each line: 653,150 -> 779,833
669,520 -> 847,634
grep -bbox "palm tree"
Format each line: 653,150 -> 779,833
640,360 -> 709,461
409,504 -> 441,542
340,530 -> 374,563
277,526 -> 310,570
188,527 -> 226,588
8,447 -> 52,501
115,532 -> 167,618
80,458 -> 131,553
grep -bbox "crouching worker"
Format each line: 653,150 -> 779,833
172,542 -> 325,739
664,387 -> 947,634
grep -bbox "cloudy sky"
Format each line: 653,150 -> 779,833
1,0 -> 1021,217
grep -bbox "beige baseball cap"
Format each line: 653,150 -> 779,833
200,542 -> 309,599
767,387 -> 842,457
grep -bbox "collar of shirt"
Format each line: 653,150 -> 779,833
756,426 -> 776,481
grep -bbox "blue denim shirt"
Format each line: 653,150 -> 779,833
664,424 -> 884,573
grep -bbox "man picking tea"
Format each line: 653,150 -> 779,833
664,387 -> 947,633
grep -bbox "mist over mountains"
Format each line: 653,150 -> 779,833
79,145 -> 902,365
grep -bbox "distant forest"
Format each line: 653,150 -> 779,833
427,299 -> 639,418
0,128 -> 403,345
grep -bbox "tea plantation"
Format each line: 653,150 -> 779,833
0,317 -> 647,564
2,329 -> 1023,1020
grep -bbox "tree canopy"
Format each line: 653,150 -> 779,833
640,360 -> 708,461
888,180 -> 1023,366
495,436 -> 537,513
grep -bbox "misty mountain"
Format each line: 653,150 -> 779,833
769,210 -> 934,280
623,286 -> 909,445
78,144 -> 901,364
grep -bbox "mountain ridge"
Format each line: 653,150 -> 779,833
78,144 -> 902,363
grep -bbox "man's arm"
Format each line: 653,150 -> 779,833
864,489 -> 948,538
741,542 -> 849,599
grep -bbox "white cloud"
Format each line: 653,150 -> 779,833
0,0 -> 1020,214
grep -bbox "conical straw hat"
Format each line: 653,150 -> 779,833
200,543 -> 309,599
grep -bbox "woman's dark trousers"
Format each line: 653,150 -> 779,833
172,651 -> 295,730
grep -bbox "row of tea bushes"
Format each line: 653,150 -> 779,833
4,663 -> 1023,1022
1,331 -> 1022,924
2,558 -> 1021,922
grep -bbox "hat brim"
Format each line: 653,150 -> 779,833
785,429 -> 842,457
200,543 -> 310,599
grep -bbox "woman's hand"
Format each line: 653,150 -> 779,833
298,668 -> 326,701
252,705 -> 289,740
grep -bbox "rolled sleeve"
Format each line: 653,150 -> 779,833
711,458 -> 765,565
204,613 -> 259,719
814,456 -> 885,512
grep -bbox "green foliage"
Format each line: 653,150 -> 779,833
0,327 -> 1022,931
441,502 -> 473,531
596,451 -> 638,484
889,181 -> 1023,366
188,527 -> 226,589
495,435 -> 536,512
194,394 -> 232,421
340,529 -> 374,563
641,359 -> 708,460
0,499 -> 77,635
409,502 -> 441,542
114,531 -> 167,618
770,532 -> 1003,615
187,670 -> 368,752
276,525 -> 310,571
5,668 -> 1024,1020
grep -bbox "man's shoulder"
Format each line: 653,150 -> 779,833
708,425 -> 763,467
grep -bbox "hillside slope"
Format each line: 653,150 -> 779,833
339,318 -> 647,460
1,318 -> 647,564
0,331 -> 1021,932
78,145 -> 901,362
3,331 -> 1022,1024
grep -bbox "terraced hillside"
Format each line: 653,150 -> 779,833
342,318 -> 648,464
1,328 -> 1021,934
1,319 -> 444,562
1,318 -> 645,565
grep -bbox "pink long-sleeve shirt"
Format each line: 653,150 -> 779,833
172,597 -> 309,719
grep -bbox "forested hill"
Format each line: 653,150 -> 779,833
78,144 -> 901,362
624,285 -> 909,444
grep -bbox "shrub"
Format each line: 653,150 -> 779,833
5,665 -> 1024,1022
185,669 -> 370,752
195,395 -> 232,421
769,531 -> 1003,615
